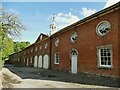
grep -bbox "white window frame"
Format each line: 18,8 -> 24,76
97,45 -> 113,68
54,52 -> 59,64
70,32 -> 78,43
55,38 -> 59,47
96,21 -> 111,37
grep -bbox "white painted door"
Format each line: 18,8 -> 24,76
38,55 -> 42,68
43,54 -> 49,69
34,56 -> 38,67
71,54 -> 77,74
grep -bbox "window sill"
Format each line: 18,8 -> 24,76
54,63 -> 59,65
97,66 -> 113,70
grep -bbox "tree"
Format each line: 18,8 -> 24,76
14,41 -> 30,53
1,8 -> 25,38
0,7 -> 25,69
2,38 -> 14,60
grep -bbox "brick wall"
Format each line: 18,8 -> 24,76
51,9 -> 120,78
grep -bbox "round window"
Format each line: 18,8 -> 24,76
71,32 -> 78,43
55,38 -> 59,47
96,21 -> 110,36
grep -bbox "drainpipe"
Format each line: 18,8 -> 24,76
49,36 -> 52,69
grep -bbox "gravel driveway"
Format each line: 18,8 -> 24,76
3,64 -> 119,88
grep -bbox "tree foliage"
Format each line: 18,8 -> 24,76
14,41 -> 30,53
0,7 -> 26,60
1,8 -> 25,38
2,38 -> 14,59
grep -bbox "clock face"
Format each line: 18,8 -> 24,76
96,21 -> 110,36
71,32 -> 77,43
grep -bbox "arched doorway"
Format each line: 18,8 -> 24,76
71,49 -> 78,74
34,56 -> 38,67
38,55 -> 42,68
43,54 -> 49,69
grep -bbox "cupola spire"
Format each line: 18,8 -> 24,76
49,14 -> 57,36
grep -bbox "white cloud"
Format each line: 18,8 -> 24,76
54,12 -> 80,30
81,7 -> 96,17
104,0 -> 120,8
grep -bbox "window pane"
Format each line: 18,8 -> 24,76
55,53 -> 59,64
105,57 -> 107,60
101,57 -> 104,60
101,61 -> 104,65
108,61 -> 111,65
108,57 -> 111,60
101,49 -> 103,52
101,53 -> 104,56
99,48 -> 112,66
107,53 -> 111,56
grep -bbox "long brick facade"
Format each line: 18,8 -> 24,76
8,2 -> 120,79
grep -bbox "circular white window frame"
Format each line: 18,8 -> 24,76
70,32 -> 78,43
55,38 -> 59,47
96,21 -> 111,37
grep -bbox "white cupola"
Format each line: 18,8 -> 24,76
49,14 -> 57,36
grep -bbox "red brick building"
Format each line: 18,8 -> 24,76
8,2 -> 120,79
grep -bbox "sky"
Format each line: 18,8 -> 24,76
2,0 -> 120,43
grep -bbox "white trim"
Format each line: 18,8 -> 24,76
54,52 -> 59,64
55,38 -> 59,47
71,49 -> 78,74
97,45 -> 113,68
43,54 -> 49,69
38,55 -> 42,68
71,48 -> 78,57
96,21 -> 111,37
70,32 -> 78,43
